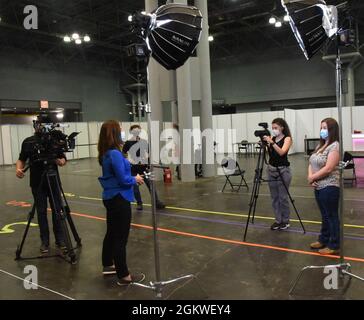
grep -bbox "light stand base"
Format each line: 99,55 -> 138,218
131,274 -> 207,299
289,263 -> 364,296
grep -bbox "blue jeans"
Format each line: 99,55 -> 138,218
315,186 -> 340,250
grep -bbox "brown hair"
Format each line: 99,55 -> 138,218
272,118 -> 292,138
130,124 -> 141,132
318,118 -> 340,152
98,120 -> 122,165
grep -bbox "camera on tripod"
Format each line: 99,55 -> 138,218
31,114 -> 79,164
254,122 -> 271,142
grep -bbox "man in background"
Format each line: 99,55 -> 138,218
123,124 -> 165,211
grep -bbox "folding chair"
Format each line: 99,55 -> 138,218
221,157 -> 249,192
238,140 -> 249,156
343,151 -> 357,185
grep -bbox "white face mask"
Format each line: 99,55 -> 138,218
120,131 -> 126,142
272,129 -> 281,137
131,129 -> 141,137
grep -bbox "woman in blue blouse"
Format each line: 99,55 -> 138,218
98,120 -> 145,286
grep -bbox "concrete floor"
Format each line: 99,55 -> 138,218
1,154 -> 364,300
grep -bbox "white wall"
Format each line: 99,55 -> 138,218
1,107 -> 363,164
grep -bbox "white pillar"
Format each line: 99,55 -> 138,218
196,0 -> 215,177
346,66 -> 355,107
175,0 -> 195,182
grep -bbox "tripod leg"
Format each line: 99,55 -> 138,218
15,204 -> 37,260
47,172 -> 77,264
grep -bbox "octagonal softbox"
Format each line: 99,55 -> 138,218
146,3 -> 203,70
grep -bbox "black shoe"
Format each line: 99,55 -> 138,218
156,202 -> 166,210
270,222 -> 281,230
102,266 -> 117,276
117,273 -> 146,286
40,244 -> 49,254
136,203 -> 143,211
279,223 -> 290,230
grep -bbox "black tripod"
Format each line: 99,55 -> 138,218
243,141 -> 306,241
15,161 -> 81,264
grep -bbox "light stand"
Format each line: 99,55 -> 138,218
282,0 -> 364,296
128,4 -> 206,299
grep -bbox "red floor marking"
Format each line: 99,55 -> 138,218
69,211 -> 364,264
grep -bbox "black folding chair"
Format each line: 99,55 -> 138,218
221,158 -> 249,192
343,151 -> 357,185
238,140 -> 249,157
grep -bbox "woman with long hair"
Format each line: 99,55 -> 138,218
308,118 -> 340,255
98,120 -> 145,286
263,118 -> 293,231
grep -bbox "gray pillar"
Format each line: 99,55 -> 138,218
346,66 -> 355,107
146,0 -> 163,180
175,0 -> 195,182
196,0 -> 215,177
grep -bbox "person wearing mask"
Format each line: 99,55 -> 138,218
98,120 -> 145,286
16,116 -> 67,254
263,118 -> 293,231
308,118 -> 340,255
122,124 -> 165,211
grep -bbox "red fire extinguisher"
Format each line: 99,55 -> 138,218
164,168 -> 172,184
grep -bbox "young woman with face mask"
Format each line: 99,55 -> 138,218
308,118 -> 340,255
263,118 -> 293,231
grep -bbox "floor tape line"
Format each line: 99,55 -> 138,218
69,211 -> 364,264
0,269 -> 75,300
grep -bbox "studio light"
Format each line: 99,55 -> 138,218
269,16 -> 277,24
284,14 -> 290,22
208,35 -> 214,42
128,15 -> 133,22
75,39 -> 82,45
72,33 -> 80,40
84,35 -> 91,42
275,21 -> 282,28
129,2 -> 203,298
132,3 -> 203,70
282,0 -> 364,293
63,35 -> 71,43
281,0 -> 338,60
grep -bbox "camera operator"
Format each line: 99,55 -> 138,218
122,124 -> 165,211
16,119 -> 67,254
263,118 -> 293,231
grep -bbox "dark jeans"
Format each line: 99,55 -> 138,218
133,177 -> 160,205
32,186 -> 64,246
315,186 -> 340,250
102,194 -> 131,279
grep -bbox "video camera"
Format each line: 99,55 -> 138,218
30,114 -> 79,164
254,123 -> 271,141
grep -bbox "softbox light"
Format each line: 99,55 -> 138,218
133,3 -> 203,70
281,0 -> 338,60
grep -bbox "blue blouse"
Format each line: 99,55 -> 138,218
98,149 -> 136,202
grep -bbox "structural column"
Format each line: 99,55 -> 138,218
174,0 -> 195,182
344,66 -> 355,107
145,0 -> 164,179
196,0 -> 215,177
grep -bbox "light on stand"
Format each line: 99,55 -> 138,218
129,3 -> 205,299
282,0 -> 364,295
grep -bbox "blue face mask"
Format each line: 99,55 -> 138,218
320,129 -> 329,140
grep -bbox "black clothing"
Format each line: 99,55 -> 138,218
18,134 -> 66,189
268,136 -> 290,167
122,139 -> 149,176
102,194 -> 131,279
